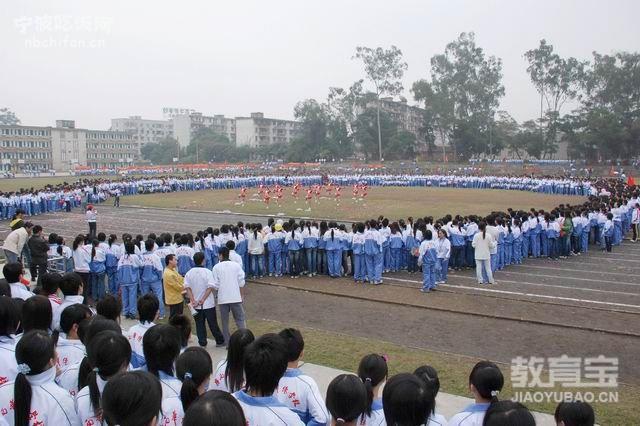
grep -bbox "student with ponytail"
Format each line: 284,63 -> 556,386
448,361 -> 504,426
89,239 -> 107,303
0,297 -> 20,385
210,328 -> 255,393
357,354 -> 388,425
75,330 -> 131,425
176,347 -> 213,411
414,365 -> 448,425
105,234 -> 120,295
325,374 -> 367,426
0,330 -> 79,426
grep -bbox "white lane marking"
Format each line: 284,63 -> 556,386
383,277 -> 640,309
508,264 -> 635,277
493,270 -> 640,287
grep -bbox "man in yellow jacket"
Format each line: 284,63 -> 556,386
162,253 -> 185,318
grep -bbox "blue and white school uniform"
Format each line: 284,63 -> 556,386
275,368 -> 329,426
141,252 -> 165,317
301,227 -> 319,276
105,243 -> 121,294
363,229 -> 384,284
55,335 -> 85,370
175,245 -> 196,276
359,398 -> 385,425
388,232 -> 404,272
324,229 -> 343,278
380,226 -> 391,272
427,411 -> 448,425
403,229 -> 422,273
352,232 -> 366,282
448,402 -> 490,426
127,321 -> 155,368
56,361 -> 81,397
0,367 -> 80,426
435,237 -> 451,283
267,231 -> 284,276
0,336 -> 17,385
156,371 -> 185,426
449,227 -> 466,270
89,246 -> 107,302
117,254 -> 143,317
465,223 -> 478,267
234,390 -> 304,426
419,239 -> 438,291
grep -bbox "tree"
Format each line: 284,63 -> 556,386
140,137 -> 181,164
524,39 -> 586,158
417,32 -> 505,159
412,79 -> 454,159
386,130 -> 417,160
0,108 -> 20,125
492,111 -> 520,158
353,46 -> 408,161
186,127 -> 234,162
353,108 -> 398,161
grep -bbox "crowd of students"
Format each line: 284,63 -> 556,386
0,174 -> 632,425
0,171 -> 599,221
0,267 -> 597,425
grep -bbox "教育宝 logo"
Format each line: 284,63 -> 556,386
510,355 -> 619,403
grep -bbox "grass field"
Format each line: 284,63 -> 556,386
121,187 -> 581,221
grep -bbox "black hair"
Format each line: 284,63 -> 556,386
143,324 -> 181,378
382,373 -> 433,426
137,293 -> 159,323
278,328 -> 304,363
165,253 -> 176,265
169,314 -> 192,348
0,296 -> 20,337
357,354 -> 388,415
183,390 -> 247,426
96,295 -> 122,322
193,251 -> 205,266
56,236 -> 65,256
0,279 -> 10,297
21,295 -> 52,333
77,316 -> 123,391
102,371 -> 162,426
108,234 -> 118,247
225,240 -> 236,250
413,365 -> 440,414
14,330 -> 55,426
48,233 -> 58,244
40,272 -> 62,296
32,224 -> 43,235
97,232 -> 106,242
483,400 -> 535,426
60,272 -> 83,297
469,361 -> 504,406
243,333 -> 288,396
177,347 -> 213,411
225,328 -> 255,392
145,239 -> 155,252
2,262 -> 23,283
325,374 -> 367,424
59,303 -> 92,334
554,401 -> 595,426
218,246 -> 230,261
86,331 -> 132,418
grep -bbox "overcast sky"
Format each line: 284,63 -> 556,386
2,0 -> 639,130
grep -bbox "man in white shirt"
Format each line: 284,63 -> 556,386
3,262 -> 34,300
212,247 -> 246,346
184,252 -> 225,347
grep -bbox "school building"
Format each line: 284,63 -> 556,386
0,120 -> 140,173
110,116 -> 174,148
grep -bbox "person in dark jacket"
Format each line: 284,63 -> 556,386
27,225 -> 49,285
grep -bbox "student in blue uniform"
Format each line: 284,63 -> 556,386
382,373 -> 434,426
352,223 -> 366,284
435,229 -> 451,285
117,242 -> 142,319
267,224 -> 284,277
275,328 -> 328,426
325,374 -> 367,426
448,361 -> 504,426
364,221 -> 383,285
357,353 -> 388,426
324,222 -> 343,278
176,346 -> 213,412
419,230 -> 438,293
105,234 -> 120,295
140,240 -> 165,319
89,239 -> 107,303
233,333 -> 303,425
388,223 -> 404,273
